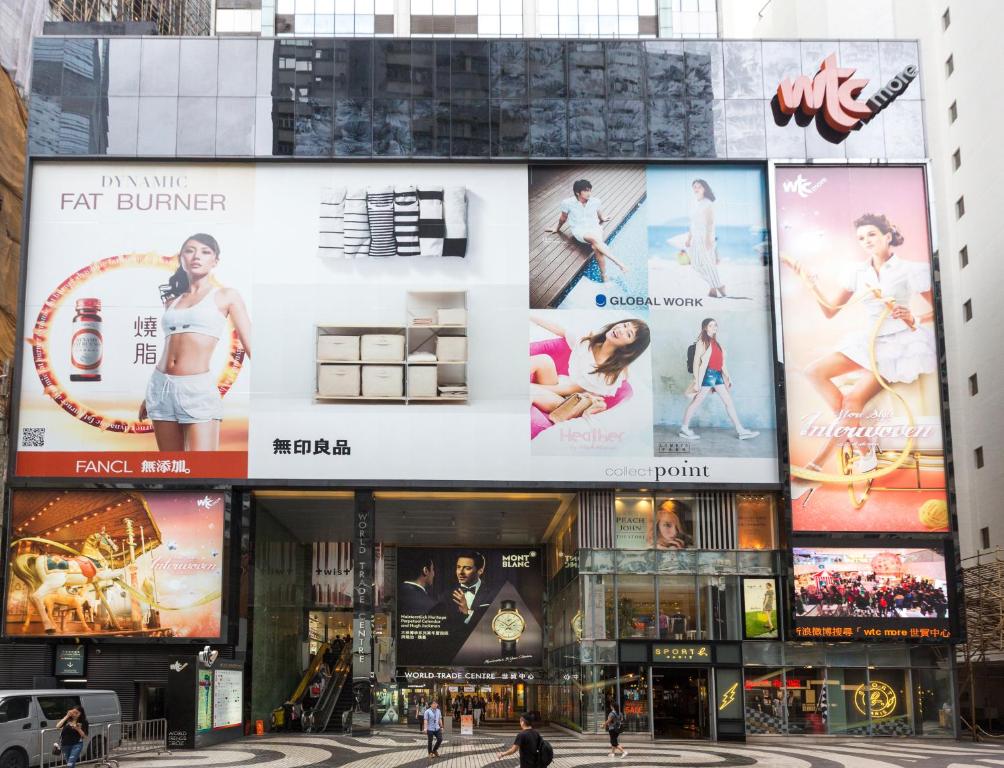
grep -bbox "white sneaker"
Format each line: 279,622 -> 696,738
737,429 -> 759,440
679,426 -> 699,439
620,751 -> 629,758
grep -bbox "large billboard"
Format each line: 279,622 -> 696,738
5,490 -> 225,639
396,547 -> 544,668
791,541 -> 951,641
774,166 -> 947,533
14,161 -> 779,486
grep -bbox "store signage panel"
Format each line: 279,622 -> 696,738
400,668 -> 541,683
651,644 -> 712,664
4,489 -> 225,640
54,644 -> 85,676
14,161 -> 779,487
775,53 -> 918,137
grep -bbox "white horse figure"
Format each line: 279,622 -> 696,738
12,531 -> 125,634
23,585 -> 96,633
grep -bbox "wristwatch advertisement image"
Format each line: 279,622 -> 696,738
491,600 -> 526,655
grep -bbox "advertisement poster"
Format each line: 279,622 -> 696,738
791,542 -> 951,641
775,166 -> 948,533
197,669 -> 213,733
742,577 -> 778,639
615,495 -> 696,550
16,161 -> 776,486
16,165 -> 254,479
528,164 -> 777,481
4,489 -> 224,638
396,547 -> 544,668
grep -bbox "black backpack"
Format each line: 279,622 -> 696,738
686,342 -> 697,374
535,734 -> 554,767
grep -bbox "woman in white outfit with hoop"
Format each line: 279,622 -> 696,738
793,212 -> 936,475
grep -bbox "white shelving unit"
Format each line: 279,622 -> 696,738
314,291 -> 467,404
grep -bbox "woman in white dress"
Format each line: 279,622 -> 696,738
793,213 -> 936,474
529,316 -> 651,419
686,179 -> 726,298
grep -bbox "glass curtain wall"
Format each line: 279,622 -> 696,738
742,643 -> 956,737
577,491 -> 781,734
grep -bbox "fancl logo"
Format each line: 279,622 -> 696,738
781,174 -> 827,198
775,53 -> 918,139
196,495 -> 220,508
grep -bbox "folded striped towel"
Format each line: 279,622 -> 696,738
394,185 -> 420,256
343,188 -> 370,258
443,186 -> 468,258
318,186 -> 347,258
418,185 -> 445,257
367,186 -> 396,257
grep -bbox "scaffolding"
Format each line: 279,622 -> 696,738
959,547 -> 1004,741
47,0 -> 211,36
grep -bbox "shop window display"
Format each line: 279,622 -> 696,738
783,668 -> 826,734
619,665 -> 651,733
913,667 -> 955,736
744,668 -> 785,734
825,668 -> 870,736
658,575 -> 697,640
617,575 -> 657,639
699,575 -> 740,640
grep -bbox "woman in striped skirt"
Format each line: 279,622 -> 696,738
685,179 -> 726,298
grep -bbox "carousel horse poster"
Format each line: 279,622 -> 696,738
774,165 -> 948,534
5,489 -> 224,638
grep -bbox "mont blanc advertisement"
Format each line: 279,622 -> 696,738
4,489 -> 224,638
14,161 -> 777,485
396,547 -> 544,668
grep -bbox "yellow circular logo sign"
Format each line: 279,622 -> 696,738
854,681 -> 897,718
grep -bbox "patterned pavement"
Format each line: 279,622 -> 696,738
116,729 -> 1004,768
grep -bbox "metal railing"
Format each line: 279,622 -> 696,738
39,718 -> 167,768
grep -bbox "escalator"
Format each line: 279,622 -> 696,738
302,642 -> 353,733
272,642 -> 351,732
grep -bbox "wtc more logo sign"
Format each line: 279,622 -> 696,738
774,53 -> 918,142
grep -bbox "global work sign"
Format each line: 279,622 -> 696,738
775,53 -> 918,139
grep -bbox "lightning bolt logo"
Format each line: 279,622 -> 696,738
718,682 -> 738,711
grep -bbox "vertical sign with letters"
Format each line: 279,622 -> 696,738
352,491 -> 375,733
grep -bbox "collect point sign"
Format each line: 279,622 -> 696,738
777,53 -> 918,135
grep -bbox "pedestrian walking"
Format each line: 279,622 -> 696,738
495,713 -> 553,767
423,700 -> 444,759
604,702 -> 628,759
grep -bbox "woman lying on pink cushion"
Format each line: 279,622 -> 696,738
529,315 -> 650,437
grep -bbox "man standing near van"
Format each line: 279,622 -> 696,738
423,699 -> 443,759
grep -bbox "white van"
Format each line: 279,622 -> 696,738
0,690 -> 120,768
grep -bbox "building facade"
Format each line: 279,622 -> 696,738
2,35 -> 961,743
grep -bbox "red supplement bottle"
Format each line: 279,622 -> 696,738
69,298 -> 103,382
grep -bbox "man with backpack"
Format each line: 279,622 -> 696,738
495,713 -> 553,767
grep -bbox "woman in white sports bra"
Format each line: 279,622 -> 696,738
139,233 -> 251,451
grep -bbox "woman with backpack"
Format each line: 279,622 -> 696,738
679,317 -> 759,441
604,703 -> 628,759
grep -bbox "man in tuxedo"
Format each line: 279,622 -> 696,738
445,550 -> 500,638
399,557 -> 437,614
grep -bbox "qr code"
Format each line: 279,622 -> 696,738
21,427 -> 45,447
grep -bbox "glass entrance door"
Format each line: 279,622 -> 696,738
652,667 -> 709,739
